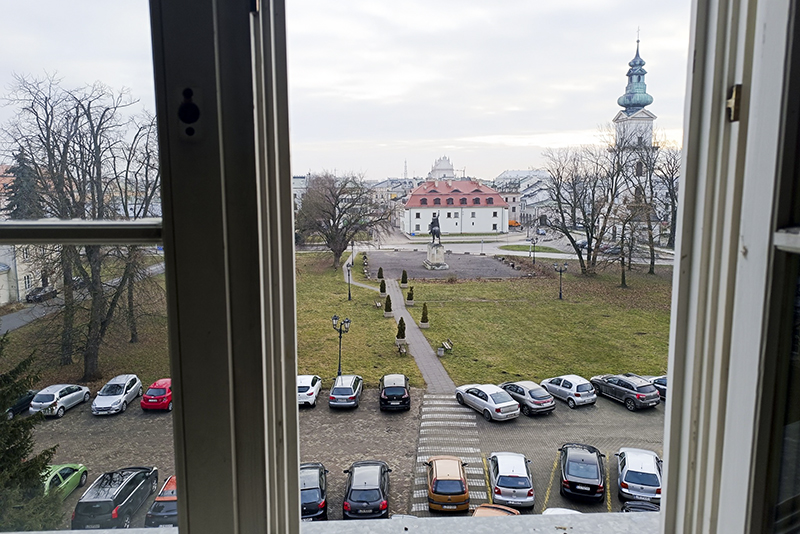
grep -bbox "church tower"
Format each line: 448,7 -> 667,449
613,40 -> 657,148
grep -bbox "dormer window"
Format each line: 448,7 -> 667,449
473,198 -> 480,205
446,198 -> 454,205
420,198 -> 428,205
460,198 -> 467,205
433,198 -> 441,205
487,198 -> 494,205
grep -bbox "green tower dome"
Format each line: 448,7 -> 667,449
617,40 -> 654,115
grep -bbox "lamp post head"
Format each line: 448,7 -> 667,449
332,314 -> 339,329
553,263 -> 557,270
343,318 -> 351,333
564,262 -> 568,270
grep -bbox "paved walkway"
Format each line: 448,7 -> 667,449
345,251 -> 456,394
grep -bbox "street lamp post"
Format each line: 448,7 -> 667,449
532,238 -> 538,265
346,264 -> 351,301
554,262 -> 568,300
332,314 -> 351,377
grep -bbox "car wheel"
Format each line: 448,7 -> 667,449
150,477 -> 158,494
618,491 -> 625,502
483,410 -> 492,422
123,514 -> 132,528
6,410 -> 13,420
138,386 -> 143,397
56,406 -> 66,418
83,392 -> 90,403
560,485 -> 565,496
79,472 -> 88,487
567,398 -> 576,409
311,398 -> 316,408
456,393 -> 464,405
167,401 -> 173,412
521,404 -> 531,416
625,398 -> 636,412
121,401 -> 127,413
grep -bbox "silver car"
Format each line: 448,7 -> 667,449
487,452 -> 535,508
29,384 -> 91,418
540,374 -> 596,409
92,374 -> 143,415
455,384 -> 519,421
615,448 -> 662,504
499,380 -> 555,416
328,375 -> 363,409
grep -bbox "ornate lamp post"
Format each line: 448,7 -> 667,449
332,315 -> 351,377
346,263 -> 352,301
553,262 -> 568,300
530,237 -> 538,265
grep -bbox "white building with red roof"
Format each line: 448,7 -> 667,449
402,179 -> 509,236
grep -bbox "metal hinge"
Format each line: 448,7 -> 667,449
727,84 -> 742,122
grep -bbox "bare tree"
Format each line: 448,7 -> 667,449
654,144 -> 681,249
295,172 -> 393,268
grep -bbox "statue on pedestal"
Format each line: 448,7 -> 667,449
428,212 -> 442,245
424,212 -> 448,270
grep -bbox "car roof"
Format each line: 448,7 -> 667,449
616,374 -> 652,387
350,462 -> 385,487
83,468 -> 150,500
476,384 -> 503,394
490,452 -> 529,475
472,503 -> 520,516
299,464 -> 323,489
381,374 -> 407,387
429,456 -> 464,480
511,380 -> 543,391
296,375 -> 318,386
107,374 -> 137,385
619,448 -> 660,473
150,378 -> 172,388
334,375 -> 360,387
39,384 -> 74,393
558,375 -> 589,384
562,443 -> 602,460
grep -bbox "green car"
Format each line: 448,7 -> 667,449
43,464 -> 88,501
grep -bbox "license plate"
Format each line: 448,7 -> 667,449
358,509 -> 372,514
302,518 -> 313,522
85,525 -> 100,529
576,485 -> 590,491
391,402 -> 400,405
649,402 -> 657,406
149,399 -> 158,402
634,495 -> 651,500
442,505 -> 457,510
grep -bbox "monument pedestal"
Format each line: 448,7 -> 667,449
423,243 -> 449,270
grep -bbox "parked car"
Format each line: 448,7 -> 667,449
141,378 -> 173,412
297,375 -> 322,408
145,475 -> 178,527
92,374 -> 143,415
455,384 -> 520,421
576,239 -> 589,249
487,452 -> 535,508
558,443 -> 605,502
328,375 -> 363,409
590,374 -> 660,411
540,375 -> 596,409
379,374 -> 410,411
541,507 -> 583,515
641,374 -> 667,400
424,455 -> 470,512
537,228 -> 547,235
25,286 -> 57,303
29,384 -> 91,418
621,501 -> 661,512
6,389 -> 38,420
615,448 -> 662,504
71,466 -> 159,529
499,380 -> 555,416
472,503 -> 520,516
342,460 -> 391,520
43,464 -> 88,501
300,462 -> 328,521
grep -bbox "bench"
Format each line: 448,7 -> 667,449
374,300 -> 382,309
397,345 -> 407,355
441,338 -> 454,353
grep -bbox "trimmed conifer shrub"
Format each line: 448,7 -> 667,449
401,270 -> 408,284
384,294 -> 392,312
377,267 -> 384,279
421,303 -> 429,323
407,286 -> 414,301
380,279 -> 386,294
397,317 -> 406,339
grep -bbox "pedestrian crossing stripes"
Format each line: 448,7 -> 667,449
417,455 -> 482,464
418,436 -> 479,443
422,395 -> 455,399
421,413 -> 475,420
417,446 -> 481,454
420,421 -> 476,427
421,406 -> 473,412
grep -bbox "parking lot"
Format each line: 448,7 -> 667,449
31,385 -> 663,528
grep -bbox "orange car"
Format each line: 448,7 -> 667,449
425,456 -> 470,512
472,503 -> 520,517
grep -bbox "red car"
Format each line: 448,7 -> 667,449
141,378 -> 173,411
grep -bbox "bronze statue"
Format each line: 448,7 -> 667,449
428,212 -> 441,245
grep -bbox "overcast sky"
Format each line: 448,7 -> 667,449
1,0 -> 691,180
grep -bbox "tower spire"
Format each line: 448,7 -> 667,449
617,37 -> 653,115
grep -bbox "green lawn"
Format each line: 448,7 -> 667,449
498,244 -> 564,254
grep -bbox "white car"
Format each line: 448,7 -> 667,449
297,375 -> 322,407
540,374 -> 597,409
455,384 -> 520,421
92,374 -> 143,415
29,384 -> 91,418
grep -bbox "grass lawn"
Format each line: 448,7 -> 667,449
498,244 -> 564,254
405,263 -> 671,385
295,253 -> 425,388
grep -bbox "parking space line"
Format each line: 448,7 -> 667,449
605,455 -> 612,513
482,454 -> 492,504
542,450 -> 560,511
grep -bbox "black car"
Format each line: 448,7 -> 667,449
145,475 -> 178,527
72,466 -> 159,529
379,374 -> 410,411
590,374 -> 660,411
342,461 -> 391,519
558,443 -> 605,502
300,462 -> 328,521
26,286 -> 57,303
5,389 -> 38,420
647,375 -> 667,400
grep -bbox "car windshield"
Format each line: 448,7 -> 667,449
331,387 -> 352,396
150,501 -> 178,514
300,488 -> 321,504
75,502 -> 114,516
146,388 -> 166,396
349,488 -> 381,502
636,384 -> 658,393
433,479 -> 465,495
529,389 -> 550,400
576,383 -> 593,393
98,384 -> 124,396
33,393 -> 55,403
624,470 -> 661,487
383,387 -> 406,396
497,475 -> 531,489
567,460 -> 599,479
297,386 -> 310,393
490,391 -> 514,404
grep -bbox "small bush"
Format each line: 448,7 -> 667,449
401,270 -> 408,284
380,279 -> 386,293
421,303 -> 429,323
378,267 -> 384,279
407,286 -> 414,301
397,317 -> 406,339
384,294 -> 392,312
447,275 -> 457,284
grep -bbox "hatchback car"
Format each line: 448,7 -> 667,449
29,384 -> 91,418
642,375 -> 667,400
455,384 -> 519,421
621,501 -> 661,512
92,374 -> 143,415
300,462 -> 328,521
342,460 -> 391,520
26,286 -> 57,303
540,375 -> 596,409
145,475 -> 179,527
379,374 -> 410,411
6,389 -> 38,420
499,380 -> 555,416
297,375 -> 322,408
425,456 -> 470,512
487,452 -> 535,508
472,503 -> 520,516
71,466 -> 159,529
590,374 -> 660,411
558,443 -> 605,502
43,464 -> 88,501
328,374 -> 363,409
141,378 -> 173,412
615,448 -> 662,503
